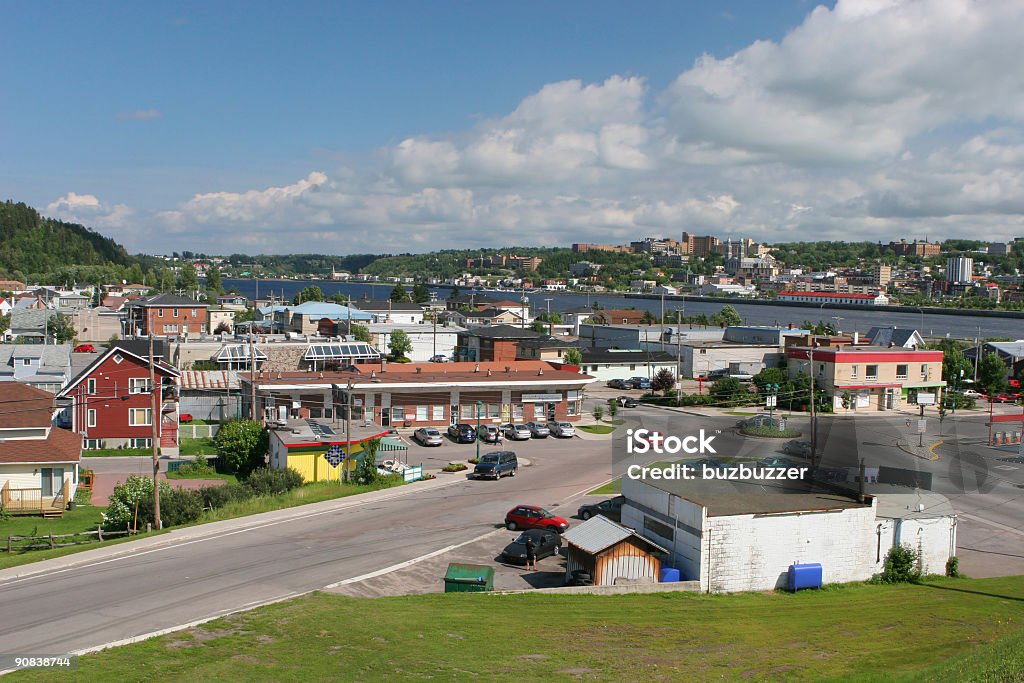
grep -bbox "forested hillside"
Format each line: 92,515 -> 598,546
0,201 -> 136,280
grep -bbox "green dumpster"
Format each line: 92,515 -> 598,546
443,563 -> 494,593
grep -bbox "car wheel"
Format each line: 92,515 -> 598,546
510,468 -> 516,477
581,511 -> 592,520
506,521 -> 517,530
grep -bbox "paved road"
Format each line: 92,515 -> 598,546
0,435 -> 612,656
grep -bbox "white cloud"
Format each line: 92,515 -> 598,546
46,192 -> 134,232
58,0 -> 1024,253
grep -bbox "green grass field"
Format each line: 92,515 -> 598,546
16,577 -> 1022,682
578,424 -> 615,434
178,437 -> 218,457
589,479 -> 621,494
165,471 -> 238,484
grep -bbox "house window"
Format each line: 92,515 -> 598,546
22,358 -> 31,366
431,405 -> 444,421
129,438 -> 152,449
158,308 -> 164,317
87,409 -> 97,427
460,404 -> 474,420
416,405 -> 428,421
699,349 -> 707,354
567,401 -> 578,417
487,403 -> 500,418
896,364 -> 908,380
191,308 -> 197,317
391,406 -> 404,422
163,324 -> 179,334
921,365 -> 928,380
87,378 -> 97,394
129,377 -> 151,394
129,408 -> 152,426
83,438 -> 99,450
173,308 -> 179,316
512,404 -> 524,420
629,364 -> 636,371
866,365 -> 878,380
850,365 -> 858,379
113,354 -> 123,364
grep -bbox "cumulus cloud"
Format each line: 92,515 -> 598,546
115,108 -> 162,121
60,0 -> 1024,253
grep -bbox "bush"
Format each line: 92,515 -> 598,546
442,463 -> 467,472
353,438 -> 382,485
244,468 -> 304,497
177,458 -> 216,477
879,544 -> 922,584
214,419 -> 269,476
197,483 -> 252,510
150,487 -> 204,528
740,426 -> 802,438
103,475 -> 170,532
946,556 -> 961,578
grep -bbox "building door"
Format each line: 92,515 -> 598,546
40,468 -> 63,497
450,406 -> 458,425
546,402 -> 556,421
381,409 -> 390,427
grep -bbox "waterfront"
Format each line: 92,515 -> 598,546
223,279 -> 1023,340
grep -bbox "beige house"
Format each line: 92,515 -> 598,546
786,346 -> 945,411
208,308 -> 236,334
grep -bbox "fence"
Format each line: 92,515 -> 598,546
3,526 -> 136,553
179,423 -> 222,440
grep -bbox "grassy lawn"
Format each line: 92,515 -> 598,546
578,425 -> 615,435
589,479 -> 621,494
82,448 -> 152,458
178,437 -> 217,456
200,477 -> 404,523
20,576 -> 1024,682
0,503 -> 111,570
725,410 -> 758,416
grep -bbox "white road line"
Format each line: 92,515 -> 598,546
0,478 -> 464,586
323,528 -> 504,589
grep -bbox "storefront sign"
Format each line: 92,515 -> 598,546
521,393 -> 562,403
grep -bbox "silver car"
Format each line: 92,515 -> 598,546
783,440 -> 813,459
502,423 -> 531,440
550,422 -> 575,438
414,427 -> 443,447
527,421 -> 550,438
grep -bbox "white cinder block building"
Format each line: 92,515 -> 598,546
872,490 -> 957,576
622,476 -> 956,593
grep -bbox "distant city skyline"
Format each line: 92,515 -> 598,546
4,0 -> 1024,255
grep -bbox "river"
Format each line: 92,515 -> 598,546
223,279 -> 1022,340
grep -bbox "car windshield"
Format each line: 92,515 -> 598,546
480,454 -> 499,464
514,532 -> 538,544
540,509 -> 554,518
425,429 -> 438,436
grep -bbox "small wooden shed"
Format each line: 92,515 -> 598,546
562,515 -> 668,586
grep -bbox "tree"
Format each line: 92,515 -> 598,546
752,367 -> 787,393
606,398 -> 619,420
388,329 -> 413,360
350,324 -> 371,342
206,267 -> 223,295
939,339 -> 971,386
977,352 -> 1009,396
390,283 -> 410,302
710,377 -> 746,404
47,313 -> 76,344
711,305 -> 742,327
328,292 -> 349,305
651,368 -> 676,396
593,403 -> 604,422
640,310 -> 657,325
178,264 -> 199,294
564,348 -> 582,366
292,285 -> 324,305
449,285 -> 460,299
411,283 -> 431,304
530,320 -> 548,333
158,267 -> 175,292
0,313 -> 9,337
353,438 -> 381,485
214,419 -> 269,476
213,321 -> 231,334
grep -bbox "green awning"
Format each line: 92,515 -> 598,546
378,437 -> 408,452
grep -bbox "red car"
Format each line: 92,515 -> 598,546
504,505 -> 570,533
73,344 -> 95,353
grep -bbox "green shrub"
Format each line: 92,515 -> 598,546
244,468 -> 304,496
740,426 -> 802,438
214,419 -> 269,476
353,438 -> 381,485
945,556 -> 961,578
879,544 -> 922,584
197,483 -> 252,510
442,463 -> 467,472
103,475 -> 171,532
178,458 -> 216,477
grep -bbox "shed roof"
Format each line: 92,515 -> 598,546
561,515 -> 667,555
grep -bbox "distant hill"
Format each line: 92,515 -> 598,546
0,200 -> 136,278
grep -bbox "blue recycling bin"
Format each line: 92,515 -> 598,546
660,567 -> 681,583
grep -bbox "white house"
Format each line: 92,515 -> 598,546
0,384 -> 81,517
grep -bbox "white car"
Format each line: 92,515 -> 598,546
960,389 -> 984,398
550,422 -> 576,438
502,423 -> 531,440
527,422 -> 550,438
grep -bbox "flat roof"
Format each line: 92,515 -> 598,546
631,476 -> 870,517
271,418 -> 390,447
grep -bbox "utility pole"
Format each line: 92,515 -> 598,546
249,332 -> 257,421
809,345 -> 817,472
344,379 -> 353,484
149,334 -> 161,530
676,313 -> 683,407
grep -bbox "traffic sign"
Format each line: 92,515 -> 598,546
765,395 -> 777,408
916,419 -> 927,434
324,444 -> 344,467
916,392 -> 936,406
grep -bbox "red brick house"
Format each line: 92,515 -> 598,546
58,344 -> 181,455
123,293 -> 210,337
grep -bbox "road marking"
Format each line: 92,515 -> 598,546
323,528 -> 505,589
0,478 -> 465,587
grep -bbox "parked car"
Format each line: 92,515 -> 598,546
501,423 -> 531,440
607,378 -> 631,390
477,424 -> 501,443
577,495 -> 624,522
505,505 -> 570,532
995,393 -> 1021,404
473,451 -> 518,479
736,414 -> 781,430
414,427 -> 443,447
550,422 -> 575,438
960,389 -> 985,398
683,457 -> 724,475
526,421 -> 550,438
782,440 -> 813,459
759,456 -> 799,469
178,413 -> 194,423
500,529 -> 561,565
429,354 -> 449,363
616,396 -> 639,408
447,423 -> 477,443
629,377 -> 652,390
73,344 -> 95,353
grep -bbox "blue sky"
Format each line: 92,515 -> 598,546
4,1 -> 1024,255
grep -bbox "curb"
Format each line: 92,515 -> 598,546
896,439 -> 942,461
0,476 -> 463,584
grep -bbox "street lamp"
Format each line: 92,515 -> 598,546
475,400 -> 483,461
767,383 -> 779,425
